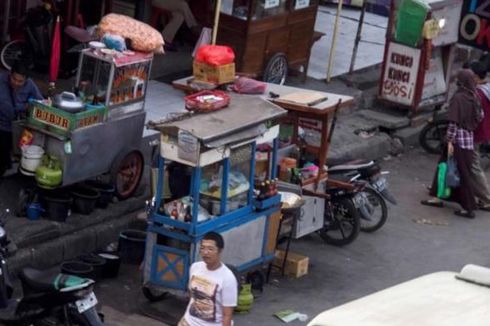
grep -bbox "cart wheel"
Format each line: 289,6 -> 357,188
110,150 -> 144,200
263,53 -> 288,85
0,40 -> 33,71
142,285 -> 169,302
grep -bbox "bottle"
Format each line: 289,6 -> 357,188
265,180 -> 271,198
258,182 -> 266,200
184,206 -> 192,222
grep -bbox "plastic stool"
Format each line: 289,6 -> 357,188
150,6 -> 172,30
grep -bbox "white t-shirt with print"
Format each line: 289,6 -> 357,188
184,261 -> 238,326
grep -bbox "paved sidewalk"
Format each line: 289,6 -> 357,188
309,5 -> 387,79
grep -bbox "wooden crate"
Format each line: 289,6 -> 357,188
193,61 -> 235,84
274,250 -> 309,278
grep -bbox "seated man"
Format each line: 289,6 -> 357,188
152,0 -> 201,51
0,61 -> 43,176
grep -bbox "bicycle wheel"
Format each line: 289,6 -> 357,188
319,197 -> 360,246
358,188 -> 387,233
0,39 -> 33,70
419,120 -> 449,154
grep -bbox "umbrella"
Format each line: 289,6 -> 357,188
49,16 -> 61,83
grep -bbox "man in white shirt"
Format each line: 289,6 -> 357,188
179,232 -> 238,326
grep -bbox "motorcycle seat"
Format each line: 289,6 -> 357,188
328,160 -> 375,173
19,268 -> 60,293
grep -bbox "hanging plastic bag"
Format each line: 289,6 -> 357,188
446,156 -> 460,188
436,162 -> 451,199
195,45 -> 235,66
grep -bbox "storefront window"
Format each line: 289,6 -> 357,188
252,0 -> 288,19
220,0 -> 288,20
292,0 -> 317,10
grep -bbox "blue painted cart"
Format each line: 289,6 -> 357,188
142,93 -> 287,295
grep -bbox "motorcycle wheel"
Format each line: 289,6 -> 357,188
319,197 -> 360,246
64,310 -> 92,325
359,188 -> 387,233
419,120 -> 449,154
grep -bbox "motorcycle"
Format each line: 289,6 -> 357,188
0,210 -> 104,325
328,160 -> 397,233
317,183 -> 362,246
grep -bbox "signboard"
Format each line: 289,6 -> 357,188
431,0 -> 463,46
380,42 -> 421,106
265,0 -> 280,9
459,0 -> 490,49
32,106 -> 71,131
295,0 -> 311,10
421,48 -> 447,100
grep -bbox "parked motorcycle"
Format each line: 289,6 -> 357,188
0,210 -> 104,325
328,160 -> 397,233
318,184 -> 361,246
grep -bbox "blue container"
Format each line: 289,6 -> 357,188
26,203 -> 44,220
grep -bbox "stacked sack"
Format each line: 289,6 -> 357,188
98,14 -> 164,53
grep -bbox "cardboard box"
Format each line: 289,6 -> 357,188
193,61 -> 235,85
274,250 -> 309,278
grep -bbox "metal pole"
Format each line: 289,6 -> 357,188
349,1 -> 367,74
2,0 -> 11,45
326,0 -> 344,82
212,0 -> 223,45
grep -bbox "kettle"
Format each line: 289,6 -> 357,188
35,155 -> 63,189
52,92 -> 85,113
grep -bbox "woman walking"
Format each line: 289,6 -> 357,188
421,69 -> 483,218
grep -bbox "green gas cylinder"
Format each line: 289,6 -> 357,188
35,155 -> 63,189
395,0 -> 430,47
235,283 -> 254,314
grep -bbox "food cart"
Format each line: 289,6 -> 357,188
14,48 -> 152,199
379,0 -> 463,115
171,78 -> 359,246
197,0 -> 322,84
142,93 -> 286,295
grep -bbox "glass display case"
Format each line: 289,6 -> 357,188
76,49 -> 152,111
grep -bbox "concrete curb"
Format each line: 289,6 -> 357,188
8,209 -> 143,274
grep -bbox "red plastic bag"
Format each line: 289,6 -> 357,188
195,45 -> 235,66
230,77 -> 267,94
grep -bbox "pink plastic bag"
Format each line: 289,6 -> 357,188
230,77 -> 267,94
195,45 -> 235,66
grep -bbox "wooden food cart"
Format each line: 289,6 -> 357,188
142,93 -> 286,295
14,48 -> 152,199
200,0 -> 322,84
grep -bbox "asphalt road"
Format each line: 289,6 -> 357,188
93,147 -> 490,325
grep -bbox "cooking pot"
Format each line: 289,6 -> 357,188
20,145 -> 45,176
53,92 -> 85,113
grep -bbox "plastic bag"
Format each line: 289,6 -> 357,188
230,77 -> 266,94
98,14 -> 164,53
195,45 -> 235,66
446,156 -> 460,188
436,162 -> 451,199
102,33 -> 126,52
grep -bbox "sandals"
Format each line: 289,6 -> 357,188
454,210 -> 475,219
420,199 -> 443,208
478,204 -> 490,212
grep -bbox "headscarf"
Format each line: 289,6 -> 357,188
447,69 -> 482,131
